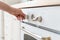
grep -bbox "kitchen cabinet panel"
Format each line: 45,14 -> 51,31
0,10 -> 3,40
4,12 -> 21,40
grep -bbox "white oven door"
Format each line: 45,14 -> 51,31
20,27 -> 42,40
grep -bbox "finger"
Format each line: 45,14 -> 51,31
20,12 -> 25,19
17,16 -> 22,20
18,8 -> 26,18
17,15 -> 24,20
20,13 -> 26,19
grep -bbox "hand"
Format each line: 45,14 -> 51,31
9,8 -> 25,20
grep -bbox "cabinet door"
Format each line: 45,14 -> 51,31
4,12 -> 21,40
0,10 -> 3,40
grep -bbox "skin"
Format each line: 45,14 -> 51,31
0,1 -> 25,20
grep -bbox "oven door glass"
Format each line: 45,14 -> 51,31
24,34 -> 36,40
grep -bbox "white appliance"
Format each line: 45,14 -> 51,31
20,5 -> 60,40
2,3 -> 60,40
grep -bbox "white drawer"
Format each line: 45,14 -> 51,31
21,6 -> 60,40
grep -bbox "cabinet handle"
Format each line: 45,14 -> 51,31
22,21 -> 60,35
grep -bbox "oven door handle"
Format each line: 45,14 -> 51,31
22,21 -> 60,35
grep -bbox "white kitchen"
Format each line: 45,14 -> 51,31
0,0 -> 60,40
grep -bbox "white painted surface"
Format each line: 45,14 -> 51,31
0,10 -> 3,40
4,12 -> 21,40
3,1 -> 60,40
12,3 -> 60,40
3,0 -> 21,4
12,1 -> 60,8
34,0 -> 60,2
21,6 -> 60,40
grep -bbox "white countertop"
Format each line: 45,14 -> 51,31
12,1 -> 60,8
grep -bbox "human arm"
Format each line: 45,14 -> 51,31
0,1 -> 25,20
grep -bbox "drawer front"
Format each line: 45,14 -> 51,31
21,6 -> 60,40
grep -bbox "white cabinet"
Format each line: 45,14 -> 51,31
0,10 -> 4,40
0,10 -> 2,40
4,12 -> 21,40
0,7 -> 20,40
